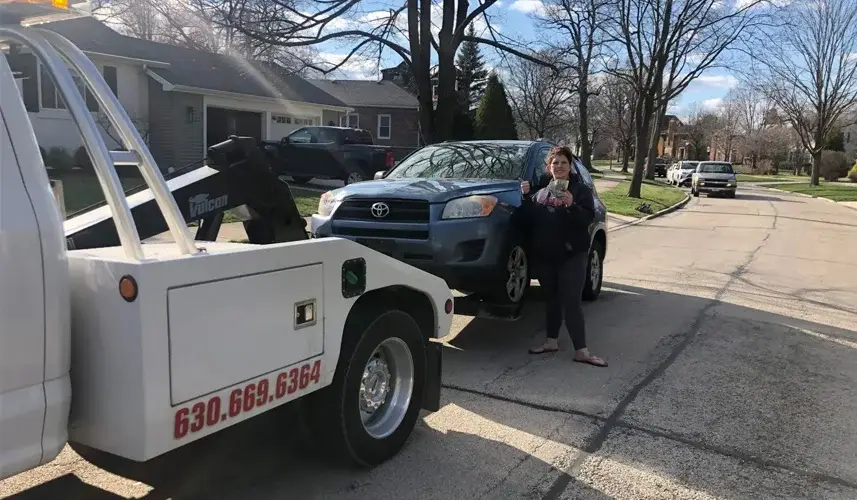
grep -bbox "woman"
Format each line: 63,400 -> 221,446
520,146 -> 607,367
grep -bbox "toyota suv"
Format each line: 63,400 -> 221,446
691,161 -> 738,198
310,140 -> 609,305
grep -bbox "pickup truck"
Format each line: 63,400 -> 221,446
262,126 -> 395,185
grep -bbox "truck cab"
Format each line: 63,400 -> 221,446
0,0 -> 452,481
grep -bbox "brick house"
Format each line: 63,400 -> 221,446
308,79 -> 421,149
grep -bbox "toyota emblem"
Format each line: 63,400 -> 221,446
371,202 -> 390,218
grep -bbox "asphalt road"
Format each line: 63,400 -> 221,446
3,185 -> 857,499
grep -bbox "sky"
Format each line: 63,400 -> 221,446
314,0 -> 740,120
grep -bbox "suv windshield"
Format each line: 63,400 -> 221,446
698,162 -> 734,174
385,143 -> 530,180
680,162 -> 699,169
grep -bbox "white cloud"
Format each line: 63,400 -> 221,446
702,98 -> 723,110
316,52 -> 380,80
694,74 -> 738,89
509,0 -> 546,15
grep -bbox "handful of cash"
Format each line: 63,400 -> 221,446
548,179 -> 569,198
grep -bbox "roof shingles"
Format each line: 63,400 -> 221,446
39,17 -> 347,108
307,79 -> 418,109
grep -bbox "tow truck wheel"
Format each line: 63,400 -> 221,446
307,309 -> 426,466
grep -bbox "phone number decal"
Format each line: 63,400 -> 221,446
174,359 -> 322,440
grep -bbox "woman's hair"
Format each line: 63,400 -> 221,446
547,146 -> 574,167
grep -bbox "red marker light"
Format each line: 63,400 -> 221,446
444,298 -> 453,314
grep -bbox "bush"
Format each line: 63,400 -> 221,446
44,146 -> 74,170
73,145 -> 93,172
820,150 -> 849,181
848,162 -> 857,183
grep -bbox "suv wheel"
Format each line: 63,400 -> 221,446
582,239 -> 604,301
490,242 -> 530,304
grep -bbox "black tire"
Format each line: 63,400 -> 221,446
343,163 -> 366,185
692,186 -> 699,197
582,238 -> 604,302
305,309 -> 426,467
727,191 -> 736,199
292,176 -> 313,184
488,236 -> 530,305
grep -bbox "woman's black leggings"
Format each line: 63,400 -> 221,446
539,252 -> 589,350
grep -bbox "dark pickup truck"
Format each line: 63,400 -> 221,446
261,126 -> 395,185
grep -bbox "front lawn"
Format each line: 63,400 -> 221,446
599,181 -> 687,218
765,182 -> 857,202
737,173 -> 805,183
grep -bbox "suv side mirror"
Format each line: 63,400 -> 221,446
374,170 -> 386,180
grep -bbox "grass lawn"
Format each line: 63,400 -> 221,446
599,181 -> 687,218
737,173 -> 805,183
765,181 -> 857,202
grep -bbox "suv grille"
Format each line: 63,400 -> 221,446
334,199 -> 430,223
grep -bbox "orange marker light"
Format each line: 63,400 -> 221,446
119,275 -> 138,302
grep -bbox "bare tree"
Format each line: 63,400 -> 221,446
506,50 -> 574,141
682,104 -> 720,160
538,0 -> 609,169
745,0 -> 857,185
603,0 -> 766,197
597,73 -> 636,171
198,0 -> 551,144
714,93 -> 741,162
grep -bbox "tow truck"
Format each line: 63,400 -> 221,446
0,0 -> 452,482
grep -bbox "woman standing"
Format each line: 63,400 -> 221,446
520,146 -> 607,367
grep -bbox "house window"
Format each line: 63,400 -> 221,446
340,114 -> 359,128
377,114 -> 391,140
39,63 -> 117,112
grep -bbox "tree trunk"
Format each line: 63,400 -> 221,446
628,109 -> 652,197
811,150 -> 821,185
646,103 -> 667,180
621,141 -> 631,173
578,82 -> 592,170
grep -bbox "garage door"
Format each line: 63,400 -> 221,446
206,107 -> 262,149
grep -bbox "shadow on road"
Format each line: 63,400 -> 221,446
6,282 -> 857,499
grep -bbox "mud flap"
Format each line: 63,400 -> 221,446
422,340 -> 442,412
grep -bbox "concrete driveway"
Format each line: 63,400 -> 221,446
3,185 -> 857,499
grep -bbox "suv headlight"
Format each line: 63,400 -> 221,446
317,191 -> 342,217
442,195 -> 498,219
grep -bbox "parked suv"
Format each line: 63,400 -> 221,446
310,140 -> 609,304
645,157 -> 668,178
669,160 -> 699,187
691,161 -> 738,198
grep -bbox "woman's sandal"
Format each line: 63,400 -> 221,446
574,354 -> 608,367
528,345 -> 559,355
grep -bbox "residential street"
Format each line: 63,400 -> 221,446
3,184 -> 857,499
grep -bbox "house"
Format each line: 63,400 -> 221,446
657,115 -> 689,158
380,61 -> 464,108
8,16 -> 353,171
307,79 -> 421,148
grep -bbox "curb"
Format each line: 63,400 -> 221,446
761,185 -> 857,211
607,191 -> 691,232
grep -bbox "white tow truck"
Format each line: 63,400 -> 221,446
0,0 -> 453,482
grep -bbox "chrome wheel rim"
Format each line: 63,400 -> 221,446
347,172 -> 364,184
590,249 -> 601,291
359,337 -> 414,439
506,246 -> 528,302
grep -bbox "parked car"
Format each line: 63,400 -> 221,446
645,157 -> 668,178
261,126 -> 395,185
310,140 -> 609,304
669,160 -> 699,186
691,161 -> 738,198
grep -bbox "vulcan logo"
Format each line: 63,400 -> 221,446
189,193 -> 228,218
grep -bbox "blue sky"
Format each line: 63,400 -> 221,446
317,0 -> 739,120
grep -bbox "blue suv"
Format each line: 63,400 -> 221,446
310,140 -> 608,304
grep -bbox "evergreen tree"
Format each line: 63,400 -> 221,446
475,73 -> 519,140
824,126 -> 845,151
456,24 -> 489,109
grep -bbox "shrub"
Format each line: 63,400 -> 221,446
848,162 -> 857,183
819,150 -> 849,181
44,146 -> 74,170
73,145 -> 93,172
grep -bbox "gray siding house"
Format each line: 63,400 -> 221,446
308,79 -> 421,148
15,17 -> 352,171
